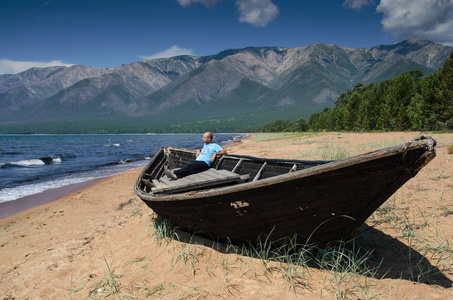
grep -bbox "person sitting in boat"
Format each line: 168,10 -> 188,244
165,132 -> 227,180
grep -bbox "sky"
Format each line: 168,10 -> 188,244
1,0 -> 453,75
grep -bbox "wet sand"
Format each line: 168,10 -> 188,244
0,177 -> 108,219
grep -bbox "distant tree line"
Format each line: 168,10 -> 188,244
261,51 -> 453,132
260,119 -> 309,132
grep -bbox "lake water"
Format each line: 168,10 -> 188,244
0,134 -> 245,203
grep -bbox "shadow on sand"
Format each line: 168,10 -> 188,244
159,218 -> 452,289
357,224 -> 452,288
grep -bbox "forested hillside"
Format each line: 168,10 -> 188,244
262,51 -> 453,133
308,52 -> 453,131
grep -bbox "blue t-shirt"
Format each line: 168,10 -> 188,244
196,143 -> 223,166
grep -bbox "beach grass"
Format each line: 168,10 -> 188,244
147,215 -> 429,299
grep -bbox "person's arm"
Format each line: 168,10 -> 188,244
196,148 -> 202,157
210,148 -> 227,162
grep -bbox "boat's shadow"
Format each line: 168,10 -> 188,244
356,225 -> 452,288
172,224 -> 452,288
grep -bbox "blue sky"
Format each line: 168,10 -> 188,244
1,0 -> 453,74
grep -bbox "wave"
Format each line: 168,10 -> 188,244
39,156 -> 62,164
0,159 -> 149,203
104,143 -> 121,147
3,159 -> 45,167
1,155 -> 64,168
0,176 -> 96,203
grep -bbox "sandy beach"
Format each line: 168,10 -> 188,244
1,132 -> 452,299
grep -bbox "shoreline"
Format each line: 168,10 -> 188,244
0,176 -> 111,220
0,134 -> 249,220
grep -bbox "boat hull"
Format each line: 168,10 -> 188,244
135,135 -> 436,245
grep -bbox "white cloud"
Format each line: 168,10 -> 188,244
176,0 -> 279,27
176,0 -> 220,8
342,0 -> 374,11
138,45 -> 195,60
0,59 -> 74,75
236,0 -> 278,27
377,0 -> 453,46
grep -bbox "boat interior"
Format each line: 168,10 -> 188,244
138,147 -> 330,195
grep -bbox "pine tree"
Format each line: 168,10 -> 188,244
437,52 -> 453,129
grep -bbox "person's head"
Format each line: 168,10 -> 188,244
202,132 -> 213,144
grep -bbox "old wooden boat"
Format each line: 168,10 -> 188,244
134,135 -> 436,246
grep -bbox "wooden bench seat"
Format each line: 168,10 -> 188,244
150,168 -> 249,194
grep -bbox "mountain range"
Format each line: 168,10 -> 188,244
1,39 -> 452,133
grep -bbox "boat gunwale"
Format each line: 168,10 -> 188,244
134,135 -> 436,202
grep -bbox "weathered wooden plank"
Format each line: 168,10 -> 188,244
253,162 -> 267,181
159,177 -> 180,188
154,179 -> 238,194
214,156 -> 225,170
178,176 -> 198,184
205,169 -> 240,181
239,174 -> 250,182
232,159 -> 244,173
151,179 -> 166,190
177,177 -> 199,186
206,170 -> 224,180
217,169 -> 241,178
194,171 -> 214,181
152,168 -> 244,194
